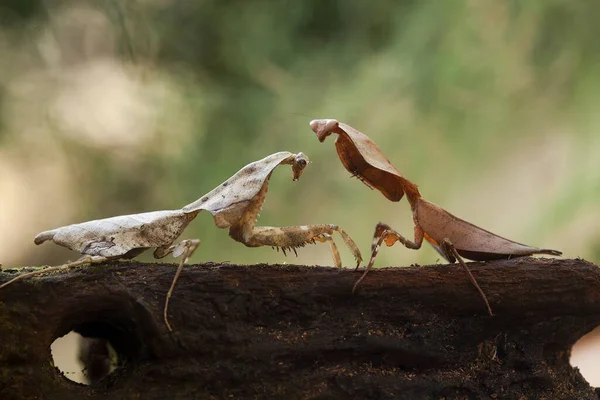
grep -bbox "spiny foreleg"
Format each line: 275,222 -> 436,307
314,233 -> 341,267
236,224 -> 362,268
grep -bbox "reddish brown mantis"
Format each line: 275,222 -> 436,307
310,119 -> 561,315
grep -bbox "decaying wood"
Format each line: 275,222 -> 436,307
0,257 -> 599,399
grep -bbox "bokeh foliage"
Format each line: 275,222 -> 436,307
0,0 -> 599,268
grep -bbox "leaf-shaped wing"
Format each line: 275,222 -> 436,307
34,210 -> 192,257
182,152 -> 297,228
416,199 -> 561,260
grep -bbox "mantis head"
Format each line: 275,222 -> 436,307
292,152 -> 309,181
310,119 -> 340,142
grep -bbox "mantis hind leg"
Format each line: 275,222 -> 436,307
162,239 -> 201,332
0,255 -> 109,290
353,223 -> 424,293
439,238 -> 493,317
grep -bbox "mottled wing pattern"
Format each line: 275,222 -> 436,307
35,210 -> 191,257
182,152 -> 295,228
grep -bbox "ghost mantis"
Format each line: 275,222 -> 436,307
310,119 -> 561,316
0,151 -> 362,330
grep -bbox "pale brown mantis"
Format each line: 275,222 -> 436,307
1,151 -> 362,330
0,209 -> 201,331
310,119 -> 561,315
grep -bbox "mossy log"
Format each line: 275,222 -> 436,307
0,258 -> 599,399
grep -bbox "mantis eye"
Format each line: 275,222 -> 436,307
294,152 -> 309,167
292,153 -> 310,181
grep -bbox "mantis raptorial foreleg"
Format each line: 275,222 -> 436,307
162,239 -> 201,332
13,151 -> 344,332
313,233 -> 341,267
353,223 -> 425,292
439,238 -> 493,316
238,225 -> 362,268
0,255 -> 110,290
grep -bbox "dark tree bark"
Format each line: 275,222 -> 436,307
0,258 -> 599,400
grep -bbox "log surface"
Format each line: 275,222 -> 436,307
0,258 -> 599,400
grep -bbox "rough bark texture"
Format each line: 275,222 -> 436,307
0,258 -> 599,400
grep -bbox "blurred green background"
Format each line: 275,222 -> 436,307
1,0 -> 599,270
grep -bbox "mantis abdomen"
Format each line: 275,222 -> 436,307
416,199 -> 561,261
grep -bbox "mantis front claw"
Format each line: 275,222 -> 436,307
236,224 -> 362,269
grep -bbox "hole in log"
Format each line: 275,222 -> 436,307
51,317 -> 140,385
49,296 -> 154,386
51,331 -> 117,385
571,325 -> 600,386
